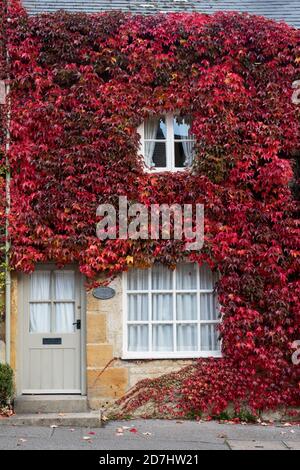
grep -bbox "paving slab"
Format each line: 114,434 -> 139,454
0,420 -> 299,450
283,441 -> 300,450
227,440 -> 288,450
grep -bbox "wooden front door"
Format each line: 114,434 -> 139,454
21,267 -> 83,394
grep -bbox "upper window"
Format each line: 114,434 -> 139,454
139,114 -> 195,171
123,263 -> 221,359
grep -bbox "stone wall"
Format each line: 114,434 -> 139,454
86,275 -> 191,409
9,270 -> 190,406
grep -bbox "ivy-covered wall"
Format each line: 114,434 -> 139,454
2,0 -> 300,414
0,0 -> 8,325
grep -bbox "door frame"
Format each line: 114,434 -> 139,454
16,264 -> 87,396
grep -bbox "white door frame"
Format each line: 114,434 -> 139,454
16,264 -> 86,396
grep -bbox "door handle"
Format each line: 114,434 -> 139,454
72,319 -> 81,330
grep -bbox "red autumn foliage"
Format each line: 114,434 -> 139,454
1,1 -> 300,415
0,0 -> 9,303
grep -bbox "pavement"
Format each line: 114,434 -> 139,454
0,419 -> 299,450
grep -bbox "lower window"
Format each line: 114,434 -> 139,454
123,263 -> 221,359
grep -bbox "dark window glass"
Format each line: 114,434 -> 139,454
145,141 -> 166,167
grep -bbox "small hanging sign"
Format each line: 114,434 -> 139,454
0,81 -> 6,105
92,286 -> 115,300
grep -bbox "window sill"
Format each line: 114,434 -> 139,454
122,351 -> 222,360
143,166 -> 191,174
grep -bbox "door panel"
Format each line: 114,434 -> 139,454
22,268 -> 82,394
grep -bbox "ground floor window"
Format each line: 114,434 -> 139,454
123,263 -> 221,359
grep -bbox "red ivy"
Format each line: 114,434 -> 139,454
0,0 -> 9,296
2,1 -> 300,415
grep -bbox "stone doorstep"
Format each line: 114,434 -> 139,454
0,411 -> 102,427
14,395 -> 88,414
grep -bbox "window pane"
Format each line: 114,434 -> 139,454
127,269 -> 148,291
30,303 -> 51,333
173,116 -> 192,138
176,293 -> 197,320
55,303 -> 75,333
200,293 -> 218,320
175,141 -> 194,168
152,264 -> 173,289
177,324 -> 197,351
128,294 -> 148,321
55,271 -> 75,300
128,325 -> 148,352
174,141 -> 186,168
145,141 -> 166,167
30,271 -> 50,301
145,117 -> 166,140
152,294 -> 173,321
201,324 -> 220,351
176,263 -> 197,290
153,324 -> 173,351
199,264 -> 215,289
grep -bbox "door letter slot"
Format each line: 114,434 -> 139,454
43,338 -> 62,345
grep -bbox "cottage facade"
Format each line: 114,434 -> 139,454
1,1 -> 299,414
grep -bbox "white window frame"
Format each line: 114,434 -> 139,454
138,113 -> 195,172
122,265 -> 222,359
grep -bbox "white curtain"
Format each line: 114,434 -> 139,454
176,294 -> 197,320
55,271 -> 75,333
201,324 -> 219,351
152,264 -> 172,290
30,272 -> 51,333
128,294 -> 148,321
127,269 -> 148,291
199,264 -> 214,289
127,263 -> 219,354
181,139 -> 194,167
176,263 -> 197,290
200,293 -> 217,321
144,119 -> 158,166
127,269 -> 149,351
153,325 -> 173,351
128,325 -> 148,351
152,294 -> 172,321
177,324 -> 197,351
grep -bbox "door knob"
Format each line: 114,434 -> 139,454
72,319 -> 81,330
